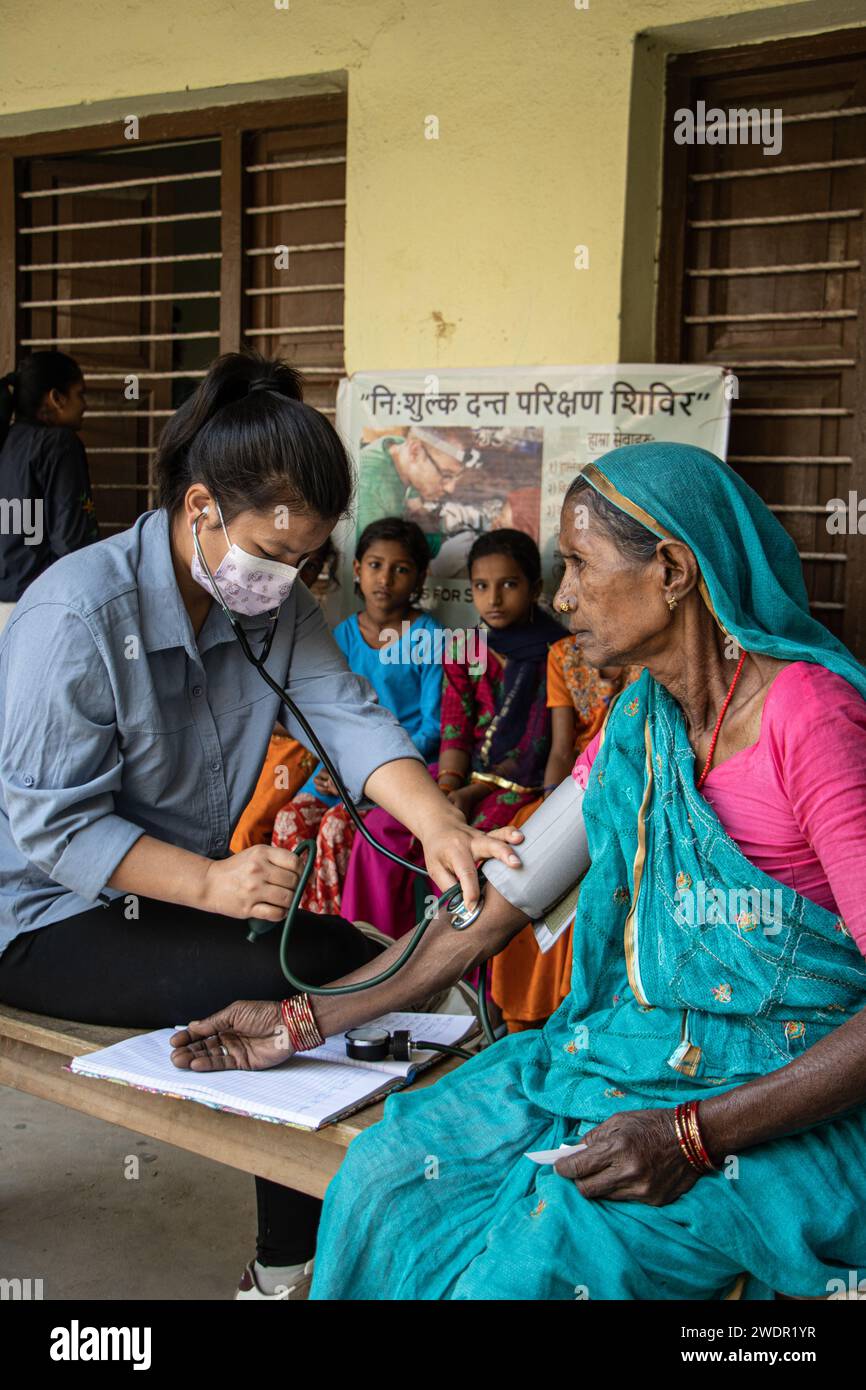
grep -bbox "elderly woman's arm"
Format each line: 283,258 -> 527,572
169,883 -> 531,1071
282,746 -> 586,1027
699,1011 -> 866,1158
313,884 -> 527,1034
556,1007 -> 866,1209
170,775 -> 589,1071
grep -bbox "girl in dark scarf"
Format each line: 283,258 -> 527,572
438,529 -> 565,829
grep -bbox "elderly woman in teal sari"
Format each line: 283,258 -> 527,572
171,441 -> 866,1301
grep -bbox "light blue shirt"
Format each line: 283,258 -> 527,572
296,611 -> 444,804
0,507 -> 422,955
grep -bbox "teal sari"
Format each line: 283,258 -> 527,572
309,443 -> 866,1301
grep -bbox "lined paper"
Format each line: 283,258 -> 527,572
69,1012 -> 475,1130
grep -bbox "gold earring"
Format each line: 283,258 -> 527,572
668,596 -> 678,613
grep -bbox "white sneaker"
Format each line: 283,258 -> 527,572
234,1259 -> 315,1300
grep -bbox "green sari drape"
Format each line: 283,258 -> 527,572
310,443 -> 866,1301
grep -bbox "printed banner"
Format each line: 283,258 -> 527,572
334,365 -> 731,628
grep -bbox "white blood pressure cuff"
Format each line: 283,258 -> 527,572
481,774 -> 589,951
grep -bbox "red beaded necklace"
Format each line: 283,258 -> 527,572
695,649 -> 747,790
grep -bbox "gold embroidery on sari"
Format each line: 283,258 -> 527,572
623,719 -> 654,1008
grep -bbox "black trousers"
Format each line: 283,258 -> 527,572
0,896 -> 382,1267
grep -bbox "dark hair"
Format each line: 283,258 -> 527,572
565,475 -> 659,563
0,351 -> 83,450
468,527 -> 541,586
155,350 -> 353,523
355,516 -> 431,588
300,536 -> 339,590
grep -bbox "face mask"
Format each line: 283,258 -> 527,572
191,498 -> 299,616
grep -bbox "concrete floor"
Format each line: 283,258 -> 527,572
0,1083 -> 256,1300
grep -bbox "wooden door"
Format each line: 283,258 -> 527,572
657,29 -> 866,656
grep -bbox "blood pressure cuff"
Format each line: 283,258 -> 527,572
481,774 -> 589,946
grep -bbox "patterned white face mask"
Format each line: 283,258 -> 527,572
191,498 -> 299,616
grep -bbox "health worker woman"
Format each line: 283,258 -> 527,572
0,351 -> 521,1300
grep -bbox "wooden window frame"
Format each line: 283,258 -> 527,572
0,90 -> 348,392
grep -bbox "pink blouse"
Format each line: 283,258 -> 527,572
572,662 -> 866,958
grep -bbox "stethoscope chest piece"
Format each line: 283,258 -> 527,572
440,883 -> 485,931
344,1026 -> 412,1062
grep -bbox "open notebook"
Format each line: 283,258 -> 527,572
67,1012 -> 478,1131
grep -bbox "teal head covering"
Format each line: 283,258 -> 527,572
579,441 -> 866,701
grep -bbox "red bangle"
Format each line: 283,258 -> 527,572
674,1100 -> 718,1174
280,994 -> 325,1052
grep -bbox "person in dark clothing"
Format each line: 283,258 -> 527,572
0,352 -> 98,627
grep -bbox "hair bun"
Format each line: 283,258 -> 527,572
248,378 -> 277,395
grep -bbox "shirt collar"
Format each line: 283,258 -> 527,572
137,508 -> 275,659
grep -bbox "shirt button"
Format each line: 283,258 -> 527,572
22,774 -> 33,786
210,759 -> 220,772
192,685 -> 203,697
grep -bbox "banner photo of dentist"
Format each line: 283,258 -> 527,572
335,365 -> 732,629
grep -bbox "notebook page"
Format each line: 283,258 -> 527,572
69,1027 -> 394,1129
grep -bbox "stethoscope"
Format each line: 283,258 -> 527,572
344,1024 -> 472,1064
190,510 -> 493,1049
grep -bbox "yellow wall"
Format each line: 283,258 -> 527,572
1,0 -> 864,371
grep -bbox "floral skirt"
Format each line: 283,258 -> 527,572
272,794 -> 356,916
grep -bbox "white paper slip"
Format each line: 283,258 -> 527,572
525,1142 -> 587,1164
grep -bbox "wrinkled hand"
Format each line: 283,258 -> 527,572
553,1108 -> 702,1205
202,844 -> 302,921
170,1000 -> 289,1072
420,810 -> 524,911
